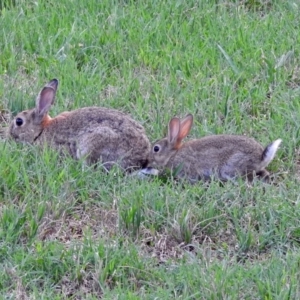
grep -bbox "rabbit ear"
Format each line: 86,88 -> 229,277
168,117 -> 181,149
36,79 -> 59,116
178,114 -> 193,141
45,78 -> 59,90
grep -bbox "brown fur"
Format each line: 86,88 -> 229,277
147,114 -> 281,182
8,79 -> 150,171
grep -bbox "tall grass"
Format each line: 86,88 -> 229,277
1,0 -> 300,298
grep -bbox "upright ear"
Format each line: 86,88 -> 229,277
35,79 -> 59,116
168,117 -> 181,149
178,114 -> 193,141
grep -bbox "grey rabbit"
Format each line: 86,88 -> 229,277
145,114 -> 281,182
9,78 -> 151,171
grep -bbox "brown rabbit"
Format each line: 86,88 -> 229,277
145,114 -> 282,182
8,79 -> 150,171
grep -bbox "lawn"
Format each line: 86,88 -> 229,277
1,0 -> 300,299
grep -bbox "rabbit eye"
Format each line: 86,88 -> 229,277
15,118 -> 23,126
153,145 -> 160,153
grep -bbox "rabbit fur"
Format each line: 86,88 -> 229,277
9,79 -> 150,171
146,114 -> 282,182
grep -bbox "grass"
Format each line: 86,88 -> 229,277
1,0 -> 300,298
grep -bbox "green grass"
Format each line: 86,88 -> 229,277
1,0 -> 300,298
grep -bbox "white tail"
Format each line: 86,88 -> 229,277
261,139 -> 282,168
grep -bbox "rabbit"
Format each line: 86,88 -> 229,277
145,114 -> 282,183
8,78 -> 151,172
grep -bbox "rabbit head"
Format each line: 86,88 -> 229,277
9,79 -> 58,144
148,114 -> 193,168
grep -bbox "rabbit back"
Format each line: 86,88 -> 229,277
167,135 -> 267,181
40,107 -> 150,170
